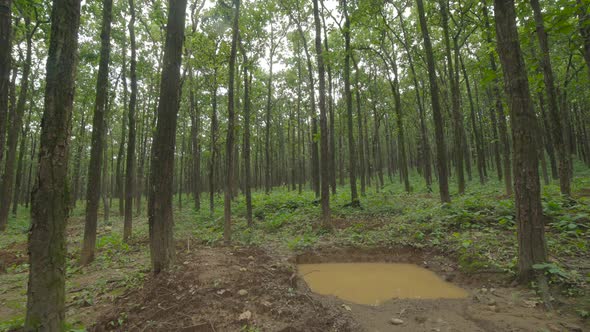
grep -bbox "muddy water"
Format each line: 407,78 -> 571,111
298,263 -> 468,305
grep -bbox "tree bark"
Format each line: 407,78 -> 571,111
530,0 -> 571,196
25,0 -> 81,328
0,0 -> 11,173
439,0 -> 465,195
148,0 -> 186,273
224,0 -> 239,244
494,0 -> 547,282
342,0 -> 359,206
312,0 -> 331,225
124,0 -> 137,241
80,0 -> 113,265
0,14 -> 34,230
416,0 -> 450,203
240,43 -> 253,226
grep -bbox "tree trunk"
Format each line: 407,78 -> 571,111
224,0 -> 239,244
80,0 -> 113,264
494,0 -> 547,282
0,0 -> 11,172
312,0 -> 331,225
439,0 -> 465,195
25,0 -> 81,328
116,33 -> 128,218
148,0 -> 186,273
124,0 -> 137,241
241,45 -> 253,226
461,56 -> 486,185
0,14 -> 33,231
416,0 -> 450,203
530,0 -> 571,196
342,0 -> 359,206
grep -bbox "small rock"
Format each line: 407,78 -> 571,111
341,304 -> 352,311
105,226 -> 112,232
487,298 -> 497,306
481,288 -> 488,293
261,300 -> 272,307
239,267 -> 247,272
183,261 -> 189,265
390,318 -> 404,325
238,310 -> 252,321
248,256 -> 255,260
216,289 -> 227,295
238,289 -> 248,296
487,305 -> 499,313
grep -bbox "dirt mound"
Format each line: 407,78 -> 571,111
92,246 -> 358,331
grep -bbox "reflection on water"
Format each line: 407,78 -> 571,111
298,262 -> 468,305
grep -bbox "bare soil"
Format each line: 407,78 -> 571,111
92,246 -> 359,331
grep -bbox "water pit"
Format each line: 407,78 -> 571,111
298,262 -> 469,306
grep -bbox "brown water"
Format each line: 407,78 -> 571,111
298,263 -> 468,305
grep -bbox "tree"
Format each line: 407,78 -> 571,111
124,0 -> 138,242
224,0 -> 240,244
530,0 -> 571,197
80,0 -> 113,265
341,0 -> 359,207
0,9 -> 36,230
312,0 -> 330,226
416,0 -> 450,203
147,0 -> 187,273
494,0 -> 547,282
0,0 -> 11,194
439,0 -> 465,195
25,0 -> 81,328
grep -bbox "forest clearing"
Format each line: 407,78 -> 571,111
1,0 -> 590,330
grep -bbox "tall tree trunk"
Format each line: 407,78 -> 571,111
342,0 -> 359,206
416,0 -> 450,203
25,0 -> 81,328
241,45 -> 253,226
484,3 -> 512,195
0,0 -> 11,172
264,26 -> 274,195
439,0 -> 465,195
494,0 -> 547,282
224,0 -> 239,244
124,0 -> 137,241
530,0 -> 571,196
189,69 -> 200,211
12,101 -> 32,216
116,33 -> 128,217
148,0 -> 186,273
209,68 -> 218,214
390,52 -> 410,193
80,0 -> 113,264
461,56 -> 485,185
0,15 -> 34,230
312,0 -> 331,225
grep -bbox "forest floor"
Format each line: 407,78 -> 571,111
1,165 -> 590,331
